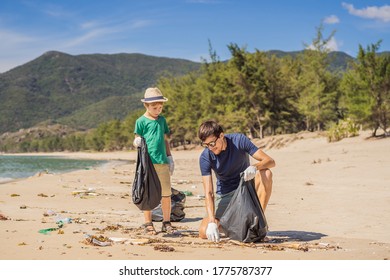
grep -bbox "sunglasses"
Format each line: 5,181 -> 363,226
201,135 -> 221,148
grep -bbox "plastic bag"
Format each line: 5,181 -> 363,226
132,137 -> 162,210
219,175 -> 268,243
152,188 -> 186,222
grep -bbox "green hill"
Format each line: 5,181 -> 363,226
267,50 -> 355,71
0,49 -> 366,135
57,95 -> 141,129
0,51 -> 200,133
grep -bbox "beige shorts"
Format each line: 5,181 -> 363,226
153,164 -> 171,197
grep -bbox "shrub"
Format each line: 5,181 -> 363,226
327,118 -> 360,142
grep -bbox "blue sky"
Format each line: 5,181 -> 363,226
0,0 -> 389,73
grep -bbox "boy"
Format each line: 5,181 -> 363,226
133,87 -> 175,234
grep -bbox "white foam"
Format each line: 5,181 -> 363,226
0,177 -> 14,184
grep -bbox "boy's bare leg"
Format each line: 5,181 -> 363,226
143,210 -> 156,234
161,196 -> 171,222
254,169 -> 273,211
143,210 -> 152,223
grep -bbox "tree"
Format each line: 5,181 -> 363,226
227,45 -> 300,137
341,41 -> 390,136
298,23 -> 339,131
228,44 -> 269,138
121,109 -> 144,148
159,72 -> 204,146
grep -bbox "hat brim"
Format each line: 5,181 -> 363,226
141,96 -> 168,103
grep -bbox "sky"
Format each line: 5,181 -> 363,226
0,0 -> 390,73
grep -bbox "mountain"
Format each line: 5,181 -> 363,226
0,49 -> 362,134
379,51 -> 390,57
0,51 -> 200,133
267,50 -> 355,71
326,51 -> 355,71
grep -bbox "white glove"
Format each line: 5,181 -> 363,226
133,137 -> 141,148
206,222 -> 220,242
167,155 -> 174,175
243,165 -> 257,181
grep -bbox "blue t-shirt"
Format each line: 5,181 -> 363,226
199,133 -> 259,195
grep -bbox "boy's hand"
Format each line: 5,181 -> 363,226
168,156 -> 174,175
133,137 -> 141,148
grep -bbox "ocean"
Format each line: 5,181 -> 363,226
0,155 -> 106,183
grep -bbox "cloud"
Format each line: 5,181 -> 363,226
0,29 -> 35,46
130,20 -> 152,29
0,29 -> 44,73
342,2 -> 390,22
63,19 -> 152,49
63,29 -> 110,48
186,0 -> 220,3
80,21 -> 100,30
326,37 -> 340,51
324,15 -> 340,24
42,4 -> 75,18
307,37 -> 340,52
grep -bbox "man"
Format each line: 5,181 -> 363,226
198,120 -> 275,242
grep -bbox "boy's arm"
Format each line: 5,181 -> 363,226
133,134 -> 141,147
165,134 -> 174,175
164,134 -> 172,156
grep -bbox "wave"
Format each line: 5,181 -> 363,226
0,155 -> 107,183
0,177 -> 14,184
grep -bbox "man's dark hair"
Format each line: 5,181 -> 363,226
198,120 -> 224,142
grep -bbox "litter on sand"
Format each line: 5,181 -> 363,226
0,213 -> 9,220
38,227 -> 62,235
72,188 -> 99,197
83,234 -> 113,246
108,237 -> 150,245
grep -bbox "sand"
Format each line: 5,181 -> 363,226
0,131 -> 389,260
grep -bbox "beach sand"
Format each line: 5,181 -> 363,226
0,131 -> 389,260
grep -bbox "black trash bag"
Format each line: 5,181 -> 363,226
152,188 -> 186,222
219,175 -> 268,243
132,137 -> 162,210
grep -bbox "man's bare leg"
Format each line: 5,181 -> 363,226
199,217 -> 208,239
199,217 -> 220,239
254,169 -> 273,211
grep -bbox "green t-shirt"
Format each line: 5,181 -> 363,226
134,115 -> 170,164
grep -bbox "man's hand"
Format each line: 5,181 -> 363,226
167,155 -> 174,175
206,222 -> 220,242
243,165 -> 257,181
133,137 -> 141,148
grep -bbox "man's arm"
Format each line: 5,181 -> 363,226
199,175 -> 220,242
202,175 -> 216,223
251,149 -> 275,170
243,149 -> 275,181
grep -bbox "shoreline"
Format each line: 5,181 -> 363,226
1,150 -> 138,160
1,133 -> 389,260
0,153 -> 133,184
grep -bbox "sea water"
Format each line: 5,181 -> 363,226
0,155 -> 106,183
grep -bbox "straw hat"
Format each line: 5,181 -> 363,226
141,87 -> 168,103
